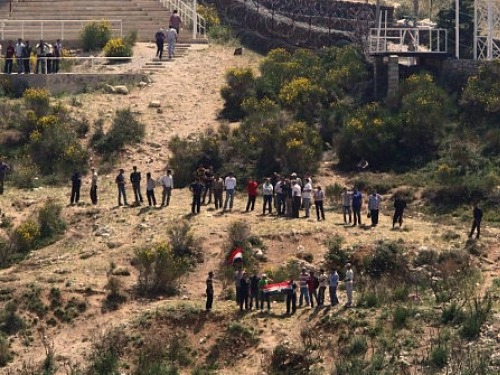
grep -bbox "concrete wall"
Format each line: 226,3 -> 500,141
2,73 -> 146,95
442,59 -> 483,77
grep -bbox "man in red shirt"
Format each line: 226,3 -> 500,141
245,177 -> 258,212
4,40 -> 14,74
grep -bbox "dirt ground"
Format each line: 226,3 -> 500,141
0,42 -> 499,374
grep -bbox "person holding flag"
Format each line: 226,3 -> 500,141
258,274 -> 272,311
285,277 -> 297,315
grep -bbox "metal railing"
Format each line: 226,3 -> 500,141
0,19 -> 123,40
157,0 -> 206,38
0,55 -> 148,74
368,27 -> 448,55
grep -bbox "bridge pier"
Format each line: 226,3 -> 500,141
387,55 -> 399,108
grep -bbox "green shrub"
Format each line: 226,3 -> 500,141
167,220 -> 202,264
430,345 -> 448,368
103,38 -> 133,60
197,4 -> 220,30
23,284 -> 48,317
220,67 -> 256,121
81,20 -> 112,51
357,291 -> 379,308
87,328 -> 127,375
0,301 -> 25,335
392,305 -> 412,329
38,198 -> 65,240
123,29 -> 138,47
324,235 -> 348,271
134,243 -> 189,296
460,296 -> 492,340
208,25 -> 234,44
346,336 -> 368,356
441,302 -> 464,325
325,183 -> 343,206
364,241 -> 408,279
0,334 -> 11,366
270,343 -> 313,374
93,109 -> 145,155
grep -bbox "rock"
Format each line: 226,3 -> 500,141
157,108 -> 163,114
138,81 -> 148,87
199,336 -> 207,344
106,241 -> 123,249
149,100 -> 161,108
111,267 -> 131,276
104,84 -> 116,93
253,248 -> 265,260
94,226 -> 111,236
113,85 -> 129,95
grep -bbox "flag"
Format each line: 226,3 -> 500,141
227,247 -> 243,264
263,281 -> 291,294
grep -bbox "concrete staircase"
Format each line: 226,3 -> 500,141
140,42 -> 190,74
1,0 -> 198,42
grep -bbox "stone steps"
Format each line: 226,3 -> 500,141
140,44 -> 190,74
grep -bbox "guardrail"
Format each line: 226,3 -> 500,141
157,0 -> 206,38
0,55 -> 147,74
368,27 -> 448,55
0,19 -> 123,41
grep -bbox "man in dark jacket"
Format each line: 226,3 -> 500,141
249,271 -> 260,310
116,169 -> 128,206
0,159 -> 11,195
189,178 -> 204,214
469,202 -> 483,239
393,194 -> 407,228
130,166 -> 143,205
70,171 -> 82,205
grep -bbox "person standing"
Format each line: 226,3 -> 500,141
308,270 -> 319,308
15,38 -> 24,74
0,159 -> 11,195
159,169 -> 174,207
282,179 -> 292,217
262,178 -> 273,215
166,25 -> 177,59
298,268 -> 310,307
341,187 -> 352,224
314,185 -> 325,221
130,166 -> 143,205
274,176 -> 284,216
352,187 -> 363,226
189,177 -> 204,214
469,202 -> 483,239
345,263 -> 354,308
146,172 -> 157,207
168,9 -> 182,34
223,172 -> 237,212
291,180 -> 302,219
328,268 -> 339,306
155,27 -> 165,60
317,268 -> 328,306
4,40 -> 14,74
245,177 -> 258,212
368,190 -> 382,227
234,268 -> 243,306
285,277 -> 297,315
115,169 -> 128,206
22,40 -> 31,74
202,166 -> 214,205
35,39 -> 48,74
70,171 -> 81,205
393,193 -> 407,228
52,39 -> 62,73
213,173 -> 224,210
249,271 -> 260,310
90,167 -> 98,205
258,273 -> 271,311
239,272 -> 250,311
206,271 -> 214,311
302,178 -> 312,218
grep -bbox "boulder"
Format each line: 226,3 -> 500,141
149,100 -> 161,108
114,85 -> 129,95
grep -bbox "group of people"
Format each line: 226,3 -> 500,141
188,166 -> 327,220
154,10 -> 182,60
3,38 -> 62,74
205,263 -> 355,313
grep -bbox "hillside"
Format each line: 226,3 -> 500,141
0,42 -> 499,374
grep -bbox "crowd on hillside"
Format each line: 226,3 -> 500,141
2,38 -> 63,74
205,264 -> 354,314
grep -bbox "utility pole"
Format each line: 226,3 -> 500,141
455,0 -> 460,58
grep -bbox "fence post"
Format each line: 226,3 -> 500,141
192,0 -> 197,39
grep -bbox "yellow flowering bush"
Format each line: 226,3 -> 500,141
12,220 -> 40,253
81,20 -> 112,51
23,88 -> 50,117
197,4 -> 220,30
103,37 -> 132,59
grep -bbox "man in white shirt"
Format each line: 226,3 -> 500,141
341,187 -> 352,224
291,180 -> 301,218
262,178 -> 273,215
166,26 -> 177,59
223,172 -> 236,212
15,38 -> 25,74
302,178 -> 312,218
345,263 -> 354,307
368,190 -> 382,227
159,169 -> 174,207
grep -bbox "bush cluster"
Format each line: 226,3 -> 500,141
81,20 -> 112,51
103,37 -> 133,59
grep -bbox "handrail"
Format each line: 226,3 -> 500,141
0,55 -> 148,74
0,19 -> 123,40
368,27 -> 448,54
157,0 -> 206,39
